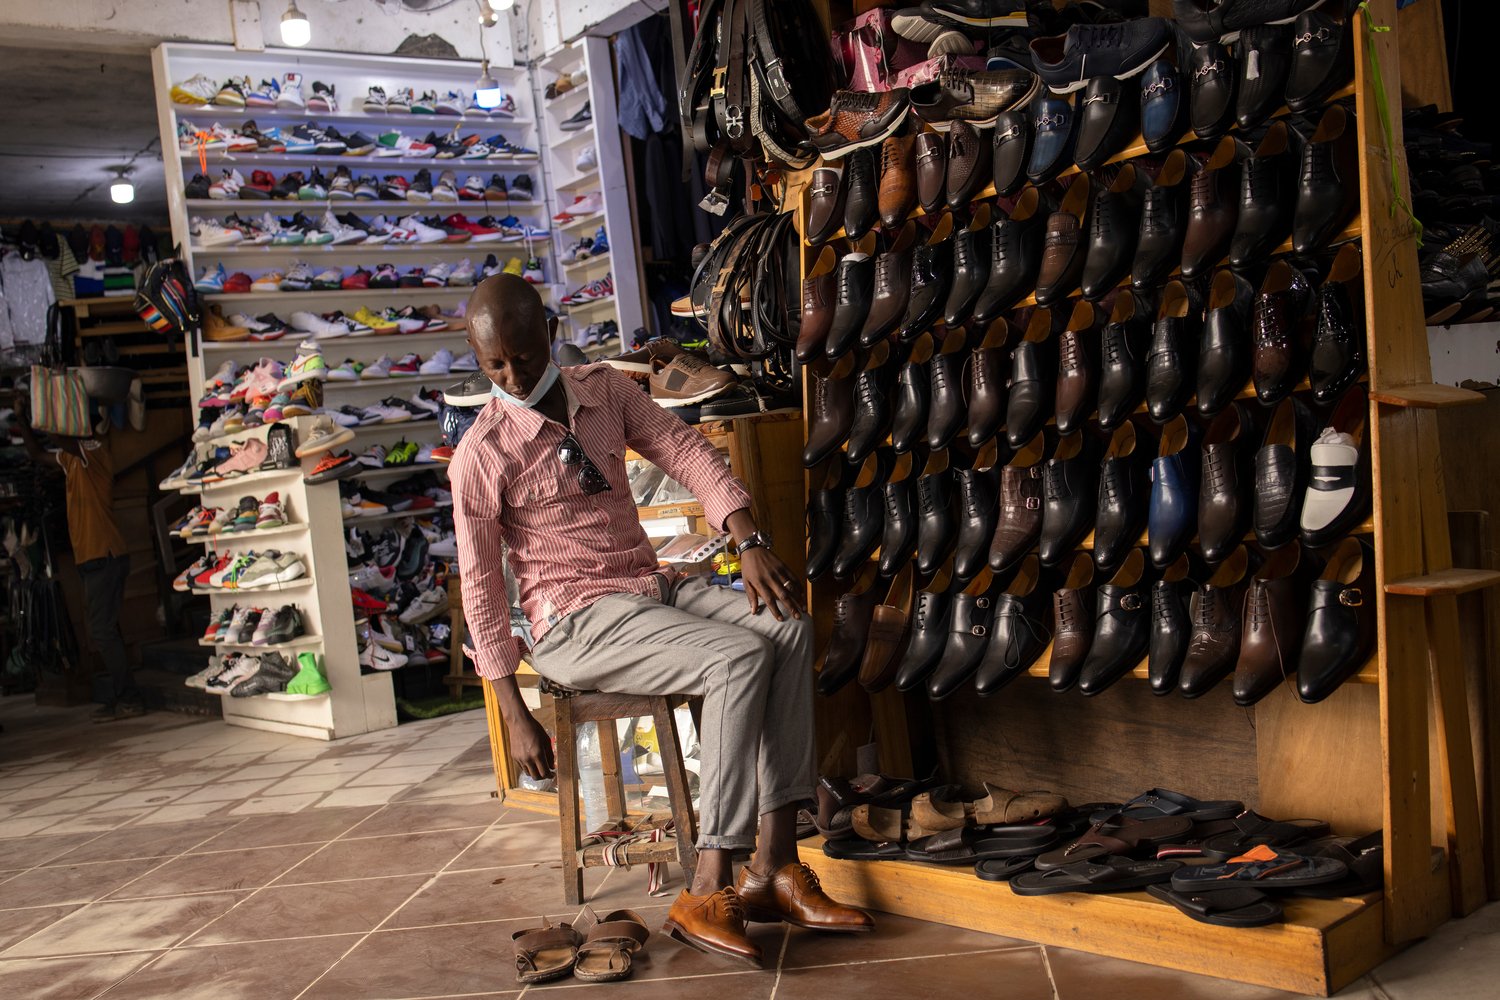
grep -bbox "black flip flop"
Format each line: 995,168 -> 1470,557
975,856 -> 1035,882
1089,789 -> 1244,825
1010,856 -> 1181,896
1286,832 -> 1384,898
1145,884 -> 1285,927
904,824 -> 1059,864
822,837 -> 908,862
1200,812 -> 1331,860
1170,847 -> 1348,891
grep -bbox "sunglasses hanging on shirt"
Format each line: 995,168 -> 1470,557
557,432 -> 611,496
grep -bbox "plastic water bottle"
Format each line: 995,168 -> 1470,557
576,722 -> 608,831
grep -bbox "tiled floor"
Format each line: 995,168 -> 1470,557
0,698 -> 1495,999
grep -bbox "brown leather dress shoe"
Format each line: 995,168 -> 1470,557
735,862 -> 875,933
663,887 -> 762,968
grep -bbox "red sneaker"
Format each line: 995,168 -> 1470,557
430,445 -> 454,463
351,587 -> 388,612
444,213 -> 501,240
243,169 -> 275,195
223,271 -> 253,293
341,267 -> 372,290
195,554 -> 231,589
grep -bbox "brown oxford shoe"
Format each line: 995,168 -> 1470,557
663,887 -> 762,968
878,130 -> 918,229
735,862 -> 875,933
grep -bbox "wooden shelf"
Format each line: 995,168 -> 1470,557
1020,645 -> 1379,686
1368,383 -> 1484,409
199,635 -> 322,651
1385,568 -> 1500,597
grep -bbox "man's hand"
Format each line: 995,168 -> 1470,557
507,710 -> 555,781
739,546 -> 805,622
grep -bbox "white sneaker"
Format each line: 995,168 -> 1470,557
576,145 -> 598,171
401,216 -> 450,244
423,261 -> 454,286
363,400 -> 411,423
419,349 -> 454,375
435,90 -> 466,115
194,217 -> 244,246
376,132 -> 438,159
321,212 -> 368,246
327,359 -> 362,381
290,311 -> 345,339
209,169 -> 245,199
369,617 -> 404,652
171,73 -> 219,105
429,534 -> 457,558
568,194 -> 603,216
277,72 -> 306,109
451,349 -> 479,372
363,86 -> 388,112
362,642 -> 408,671
446,259 -> 476,286
362,354 -> 393,379
399,586 -> 450,624
206,654 -> 259,693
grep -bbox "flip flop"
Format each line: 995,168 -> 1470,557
1286,832 -> 1384,898
511,918 -> 581,984
1089,788 -> 1244,825
822,837 -> 909,861
1170,844 -> 1348,891
1011,856 -> 1181,896
1153,818 -> 1241,859
975,856 -> 1036,882
1199,811 -> 1331,860
1035,814 -> 1193,869
904,824 -> 1059,864
572,907 -> 650,983
1145,884 -> 1285,927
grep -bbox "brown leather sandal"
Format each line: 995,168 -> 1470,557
511,918 -> 581,984
573,907 -> 651,983
912,784 -> 1070,832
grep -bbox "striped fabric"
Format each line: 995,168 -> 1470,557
450,364 -> 752,679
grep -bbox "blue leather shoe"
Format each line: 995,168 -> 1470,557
1140,59 -> 1186,154
1026,90 -> 1076,185
1148,414 -> 1202,569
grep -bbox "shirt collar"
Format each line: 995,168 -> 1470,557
495,366 -> 606,440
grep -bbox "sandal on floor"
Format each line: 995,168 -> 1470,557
975,856 -> 1036,882
1010,856 -> 1181,896
572,907 -> 650,983
512,918 -> 581,984
1145,884 -> 1285,927
1034,814 -> 1194,869
1089,788 -> 1244,825
1199,811 -> 1331,860
904,824 -> 1060,864
1170,844 -> 1348,891
822,837 -> 909,861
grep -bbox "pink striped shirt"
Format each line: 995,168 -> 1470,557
450,364 -> 753,679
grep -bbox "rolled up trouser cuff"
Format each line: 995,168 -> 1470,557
758,787 -> 813,817
696,834 -> 758,851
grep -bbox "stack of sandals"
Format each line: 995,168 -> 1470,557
512,907 -> 651,985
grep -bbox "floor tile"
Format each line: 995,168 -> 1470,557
47,818 -> 241,866
97,932 -> 360,999
93,788 -> 194,812
18,793 -> 126,818
781,945 -> 1053,1000
0,904 -> 80,952
273,827 -> 485,884
0,815 -> 60,837
300,920 -> 534,999
40,811 -> 148,836
186,874 -> 430,944
341,799 -> 506,840
295,754 -> 390,776
780,912 -> 1034,969
1045,946 -> 1301,999
3,892 -> 247,957
227,793 -> 324,816
316,786 -> 407,808
0,859 -> 166,908
254,772 -> 353,797
346,764 -> 442,787
189,806 -> 377,852
140,770 -> 236,790
130,802 -> 234,826
384,862 -> 609,929
226,761 -> 303,781
173,780 -> 274,805
57,778 -> 144,799
445,822 -> 565,869
106,843 -> 321,899
393,770 -> 501,801
0,832 -> 101,871
1366,899 -> 1500,1000
0,951 -> 161,1000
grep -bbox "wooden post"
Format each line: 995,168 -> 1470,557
553,698 -> 585,906
651,696 -> 700,884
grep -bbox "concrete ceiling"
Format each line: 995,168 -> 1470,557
0,45 -> 167,223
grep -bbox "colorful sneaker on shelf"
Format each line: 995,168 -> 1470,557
287,652 -> 332,694
370,263 -> 400,288
389,353 -> 422,376
363,86 -> 388,112
282,380 -> 323,417
251,271 -> 286,293
522,257 -> 545,284
195,263 -> 228,293
411,91 -> 438,114
377,131 -> 437,159
362,354 -> 394,379
308,80 -> 338,113
278,351 -> 327,388
214,77 -> 250,106
171,73 -> 219,105
297,414 -> 356,457
255,493 -> 286,529
387,87 -> 414,113
311,265 -> 344,289
279,261 -> 315,291
276,72 -> 306,109
245,78 -> 280,107
297,168 -> 330,200
352,307 -> 399,334
435,90 -> 466,116
341,267 -> 373,290
327,358 -> 364,382
306,450 -> 361,483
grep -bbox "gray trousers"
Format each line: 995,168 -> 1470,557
530,576 -> 815,850
78,554 -> 132,706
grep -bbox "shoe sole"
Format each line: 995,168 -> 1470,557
660,922 -> 762,969
925,7 -> 1029,29
295,428 -> 355,457
654,386 -> 733,407
815,105 -> 910,160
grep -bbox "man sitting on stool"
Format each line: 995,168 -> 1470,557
450,275 -> 871,967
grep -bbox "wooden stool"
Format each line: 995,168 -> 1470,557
546,678 -> 700,905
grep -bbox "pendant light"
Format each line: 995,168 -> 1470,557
281,2 -> 311,47
473,17 -> 501,110
489,0 -> 517,10
109,172 -> 135,205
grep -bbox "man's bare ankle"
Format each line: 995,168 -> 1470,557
746,855 -> 795,878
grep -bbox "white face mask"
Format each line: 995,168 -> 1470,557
490,362 -> 560,409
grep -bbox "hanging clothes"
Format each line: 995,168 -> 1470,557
616,21 -> 671,141
0,251 -> 55,350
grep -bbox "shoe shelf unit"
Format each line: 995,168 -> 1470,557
535,38 -> 645,344
786,2 -> 1495,995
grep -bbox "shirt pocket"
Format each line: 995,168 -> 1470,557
504,470 -> 565,508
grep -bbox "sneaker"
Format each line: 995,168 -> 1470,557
402,216 -> 450,244
277,72 -> 306,109
238,550 -> 308,587
256,492 -> 286,528
447,258 -> 477,286
206,654 -> 260,693
282,380 -> 322,416
451,349 -> 479,372
378,177 -> 412,202
306,450 -> 361,483
363,85 -> 388,112
390,353 -> 422,376
387,87 -> 414,113
460,175 -> 487,200
195,263 -> 228,293
559,101 -> 593,132
214,77 -> 250,106
435,90 -> 466,115
444,371 -> 494,406
362,354 -> 394,379
278,351 -> 327,388
370,262 -> 400,288
484,174 -> 509,200
309,80 -> 339,113
383,307 -> 426,334
251,271 -> 285,293
443,214 -> 502,242
287,652 -> 332,694
363,641 -> 408,671
522,257 -> 545,284
327,358 -> 363,382
377,131 -> 437,158
171,74 -> 220,105
245,77 -> 281,107
412,91 -> 439,114
576,144 -> 599,171
279,261 -> 314,291
419,349 -> 454,375
432,170 -> 460,202
209,169 -> 245,200
423,262 -> 453,286
399,586 -> 450,624
490,93 -> 518,119
407,169 -> 435,202
511,174 -> 535,199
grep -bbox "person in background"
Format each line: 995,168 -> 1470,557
16,402 -> 143,722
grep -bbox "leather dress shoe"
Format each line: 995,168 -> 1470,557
1148,414 -> 1202,569
968,317 -> 1014,446
1076,75 -> 1141,173
1229,120 -> 1303,270
944,205 -> 992,327
1094,420 -> 1153,573
1296,536 -> 1376,703
927,568 -> 999,700
915,450 -> 958,577
1082,163 -> 1148,301
1182,135 -> 1247,279
1048,552 -> 1096,691
1098,289 -> 1154,430
1078,548 -> 1151,695
736,861 -> 874,933
1141,58 -> 1187,154
988,432 -> 1047,574
1175,0 -> 1325,43
1039,430 -> 1100,567
1035,174 -> 1091,307
1292,103 -> 1359,255
1055,300 -> 1100,435
1300,384 -> 1371,548
664,887 -> 761,967
1253,395 -> 1317,548
817,568 -> 882,695
1145,280 -> 1204,425
824,245 -> 876,360
1309,243 -> 1366,403
878,131 -> 918,230
880,452 -> 921,577
859,222 -> 918,348
1252,260 -> 1317,405
1006,307 -> 1060,448
894,565 -> 953,692
833,449 -> 891,580
1027,90 -> 1076,186
953,445 -> 1002,583
844,147 -> 879,241
974,556 -> 1051,696
1149,552 -> 1193,695
892,335 -> 932,453
910,65 -> 1041,129
1235,23 -> 1293,129
803,354 -> 858,468
1286,0 -> 1355,114
1198,401 -> 1256,565
1179,544 -> 1258,698
847,345 -> 893,465
899,214 -> 954,342
1233,542 -> 1315,706
1197,268 -> 1256,417
806,462 -> 848,580
974,186 -> 1052,323
928,328 -> 969,450
860,565 -> 915,692
805,166 -> 846,246
797,246 -> 838,364
1133,149 -> 1191,291
1187,39 -> 1237,142
991,110 -> 1032,197
915,131 -> 948,216
946,121 -> 993,209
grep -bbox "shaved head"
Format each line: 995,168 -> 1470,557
467,274 -> 550,354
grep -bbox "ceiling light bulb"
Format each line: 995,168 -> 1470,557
281,2 -> 311,47
110,181 -> 135,205
489,0 -> 517,11
475,61 -> 501,109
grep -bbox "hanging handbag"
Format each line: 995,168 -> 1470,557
28,365 -> 91,437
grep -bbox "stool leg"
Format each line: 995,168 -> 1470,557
598,719 -> 628,826
553,700 -> 585,906
651,696 -> 699,884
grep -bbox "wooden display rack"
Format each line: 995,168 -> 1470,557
790,1 -> 1498,994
